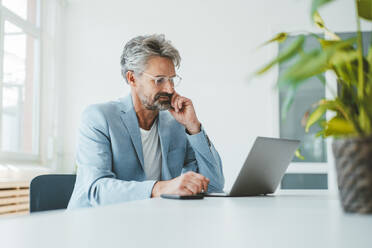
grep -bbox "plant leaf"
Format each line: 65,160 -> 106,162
260,32 -> 288,47
256,35 -> 305,75
318,39 -> 337,49
359,107 -> 372,134
279,38 -> 357,88
363,90 -> 372,118
306,104 -> 327,132
362,92 -> 372,135
305,99 -> 340,132
295,149 -> 305,160
311,0 -> 334,19
330,49 -> 359,63
279,50 -> 329,88
313,11 -> 326,29
325,38 -> 358,81
323,117 -> 357,137
367,45 -> 372,78
281,85 -> 297,120
333,64 -> 357,86
357,0 -> 372,21
318,39 -> 353,50
368,45 -> 372,64
313,11 -> 340,40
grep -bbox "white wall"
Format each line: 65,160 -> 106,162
56,0 -> 359,189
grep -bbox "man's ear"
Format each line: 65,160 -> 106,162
126,71 -> 136,86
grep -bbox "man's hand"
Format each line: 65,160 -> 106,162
168,92 -> 201,135
151,171 -> 210,197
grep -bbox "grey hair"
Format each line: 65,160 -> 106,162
120,34 -> 181,83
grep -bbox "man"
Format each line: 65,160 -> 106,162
68,34 -> 224,209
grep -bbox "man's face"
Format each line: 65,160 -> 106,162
134,56 -> 176,111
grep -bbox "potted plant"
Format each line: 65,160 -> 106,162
255,0 -> 372,213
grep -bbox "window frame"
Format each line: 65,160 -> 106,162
0,1 -> 41,163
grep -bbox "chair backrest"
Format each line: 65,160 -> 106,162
30,174 -> 76,213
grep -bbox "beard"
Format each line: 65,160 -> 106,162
140,92 -> 173,111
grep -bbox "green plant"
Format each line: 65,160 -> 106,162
256,0 -> 372,138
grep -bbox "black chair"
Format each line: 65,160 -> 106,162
30,174 -> 76,213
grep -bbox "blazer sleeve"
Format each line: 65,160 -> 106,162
71,105 -> 156,208
181,126 -> 225,192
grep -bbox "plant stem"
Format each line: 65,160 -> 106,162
355,0 -> 364,100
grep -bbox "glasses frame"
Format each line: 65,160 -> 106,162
137,71 -> 182,87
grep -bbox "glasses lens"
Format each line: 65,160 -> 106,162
152,75 -> 182,87
155,77 -> 166,85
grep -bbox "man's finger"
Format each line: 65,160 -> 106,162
171,93 -> 179,111
187,177 -> 203,193
199,177 -> 209,192
184,183 -> 198,195
202,179 -> 209,192
178,97 -> 184,111
179,186 -> 193,196
174,97 -> 180,112
191,173 -> 209,192
174,96 -> 180,112
191,172 -> 207,181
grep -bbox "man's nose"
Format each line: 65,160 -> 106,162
162,80 -> 174,94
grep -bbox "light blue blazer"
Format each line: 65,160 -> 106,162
67,94 -> 224,209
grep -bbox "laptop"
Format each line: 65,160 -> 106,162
205,136 -> 300,197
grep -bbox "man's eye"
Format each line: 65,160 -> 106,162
156,77 -> 166,84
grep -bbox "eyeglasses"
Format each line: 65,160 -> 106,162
139,71 -> 182,87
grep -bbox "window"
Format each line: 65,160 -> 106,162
0,0 -> 40,161
2,0 -> 38,25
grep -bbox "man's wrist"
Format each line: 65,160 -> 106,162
151,181 -> 160,197
185,121 -> 201,135
151,181 -> 165,198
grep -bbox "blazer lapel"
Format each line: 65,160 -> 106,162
119,95 -> 144,170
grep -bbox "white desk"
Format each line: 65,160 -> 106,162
0,191 -> 371,248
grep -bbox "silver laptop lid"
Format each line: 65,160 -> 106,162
229,137 -> 300,196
